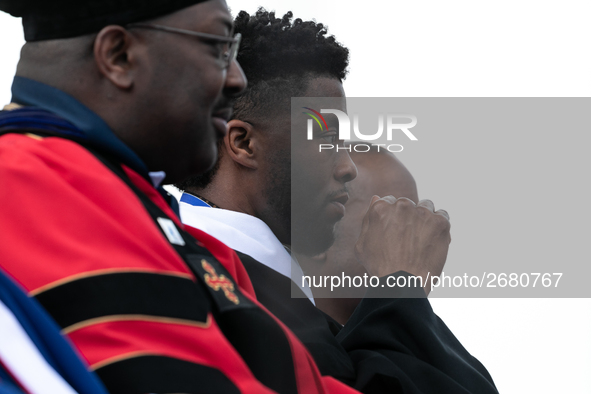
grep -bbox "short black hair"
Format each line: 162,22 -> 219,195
175,8 -> 349,191
231,9 -> 349,121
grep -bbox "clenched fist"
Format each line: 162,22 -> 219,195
355,195 -> 451,295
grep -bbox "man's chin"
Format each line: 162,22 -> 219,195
291,224 -> 336,257
193,144 -> 218,173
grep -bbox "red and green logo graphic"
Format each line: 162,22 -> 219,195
302,107 -> 328,132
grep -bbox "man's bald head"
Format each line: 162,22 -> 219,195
349,148 -> 418,207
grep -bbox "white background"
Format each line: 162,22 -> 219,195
1,1 -> 590,392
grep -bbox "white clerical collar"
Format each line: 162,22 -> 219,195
179,192 -> 315,305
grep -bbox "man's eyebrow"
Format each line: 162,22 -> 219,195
217,16 -> 234,34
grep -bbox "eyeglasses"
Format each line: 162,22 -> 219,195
127,23 -> 241,69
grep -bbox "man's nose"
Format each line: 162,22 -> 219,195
334,150 -> 357,184
224,59 -> 247,96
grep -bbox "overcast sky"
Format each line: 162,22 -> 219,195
1,1 -> 590,392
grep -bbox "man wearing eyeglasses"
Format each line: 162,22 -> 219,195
0,1 -> 364,393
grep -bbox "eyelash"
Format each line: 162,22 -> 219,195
320,132 -> 338,144
203,40 -> 228,56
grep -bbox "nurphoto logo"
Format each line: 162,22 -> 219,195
303,107 -> 418,153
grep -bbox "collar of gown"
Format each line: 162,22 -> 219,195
179,192 -> 315,305
10,76 -> 149,177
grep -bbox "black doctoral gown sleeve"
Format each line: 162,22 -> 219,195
238,252 -> 498,394
336,272 -> 498,394
236,251 -> 358,385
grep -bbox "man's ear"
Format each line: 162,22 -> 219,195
93,26 -> 137,90
224,119 -> 259,170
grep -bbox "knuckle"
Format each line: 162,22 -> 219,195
382,195 -> 397,204
436,216 -> 451,233
418,199 -> 434,206
367,202 -> 386,220
436,209 -> 450,221
371,199 -> 391,213
395,197 -> 416,208
416,205 -> 432,216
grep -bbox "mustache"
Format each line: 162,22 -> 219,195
326,186 -> 349,202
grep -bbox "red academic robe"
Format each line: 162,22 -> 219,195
0,132 -> 359,394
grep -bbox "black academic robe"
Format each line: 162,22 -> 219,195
237,251 -> 499,394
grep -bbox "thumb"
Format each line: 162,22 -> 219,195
356,195 -> 380,261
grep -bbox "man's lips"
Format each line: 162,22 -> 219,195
213,107 -> 233,121
331,193 -> 349,206
212,107 -> 232,137
328,192 -> 349,219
